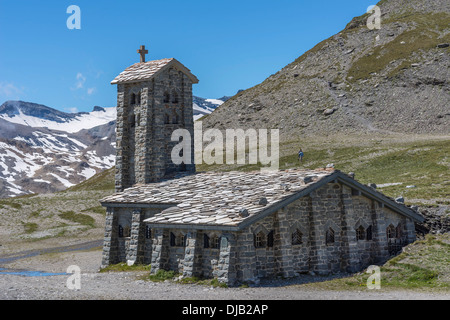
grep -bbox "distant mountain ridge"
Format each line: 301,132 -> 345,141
0,95 -> 227,198
0,101 -> 117,134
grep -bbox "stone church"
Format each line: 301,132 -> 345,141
100,46 -> 424,286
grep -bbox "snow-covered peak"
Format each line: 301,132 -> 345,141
192,96 -> 226,121
0,101 -> 116,134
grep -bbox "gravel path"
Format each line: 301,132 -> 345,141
1,269 -> 449,300
0,244 -> 449,301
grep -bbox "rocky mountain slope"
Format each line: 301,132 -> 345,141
202,0 -> 449,140
0,121 -> 116,199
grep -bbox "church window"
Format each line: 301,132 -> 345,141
326,227 -> 335,245
129,112 -> 136,128
172,91 -> 179,104
386,224 -> 396,239
254,231 -> 266,248
130,92 -> 140,105
170,232 -> 185,247
211,235 -> 220,249
172,110 -> 179,124
136,93 -> 141,105
292,229 -> 303,245
356,226 -> 366,241
163,92 -> 170,103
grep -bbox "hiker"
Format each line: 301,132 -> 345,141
298,148 -> 304,162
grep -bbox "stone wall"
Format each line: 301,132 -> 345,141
105,182 -> 417,286
228,182 -> 417,284
101,207 -> 160,267
115,67 -> 195,192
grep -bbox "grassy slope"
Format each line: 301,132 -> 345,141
197,134 -> 450,204
0,135 -> 448,291
301,233 -> 450,291
346,11 -> 450,82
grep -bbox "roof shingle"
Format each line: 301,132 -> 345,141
111,58 -> 199,85
100,169 -> 334,228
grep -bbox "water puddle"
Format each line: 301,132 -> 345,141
0,268 -> 67,277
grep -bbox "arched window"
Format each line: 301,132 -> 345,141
129,111 -> 136,128
171,90 -> 179,104
292,229 -> 303,245
163,92 -> 170,103
254,231 -> 266,248
170,232 -> 185,247
136,93 -> 141,105
387,224 -> 396,239
356,225 -> 366,241
326,227 -> 335,245
130,92 -> 140,105
164,113 -> 170,124
172,110 -> 179,124
211,235 -> 220,249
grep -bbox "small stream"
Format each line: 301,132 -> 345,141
0,239 -> 103,277
0,268 -> 68,277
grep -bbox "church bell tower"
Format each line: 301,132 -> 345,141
111,45 -> 198,192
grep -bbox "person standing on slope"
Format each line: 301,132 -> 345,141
298,148 -> 304,162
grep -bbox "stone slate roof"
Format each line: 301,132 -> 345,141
100,169 -> 424,230
111,58 -> 199,85
101,169 -> 334,228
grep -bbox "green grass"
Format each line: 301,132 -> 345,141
29,209 -> 42,218
22,221 -> 38,234
82,206 -> 106,215
58,210 -> 96,228
304,234 -> 450,291
64,167 -> 115,192
179,276 -> 229,288
0,200 -> 22,210
347,12 -> 450,82
147,269 -> 178,282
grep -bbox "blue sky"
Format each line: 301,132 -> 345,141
0,0 -> 376,113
